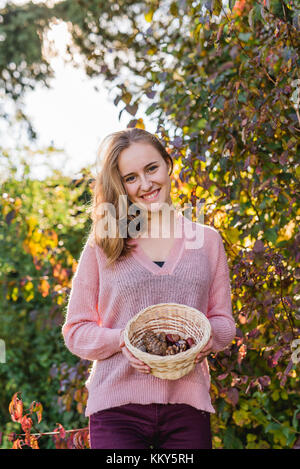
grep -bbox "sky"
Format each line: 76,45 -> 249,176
0,3 -> 157,181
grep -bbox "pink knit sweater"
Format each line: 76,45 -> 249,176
62,212 -> 236,417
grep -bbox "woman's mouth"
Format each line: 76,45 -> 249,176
140,188 -> 161,201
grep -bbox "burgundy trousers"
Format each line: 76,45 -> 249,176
89,403 -> 212,449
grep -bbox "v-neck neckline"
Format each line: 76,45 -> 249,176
128,211 -> 185,276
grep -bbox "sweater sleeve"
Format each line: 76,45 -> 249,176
207,231 -> 236,353
62,239 -> 122,361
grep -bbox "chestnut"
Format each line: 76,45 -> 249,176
186,337 -> 195,348
166,333 -> 180,344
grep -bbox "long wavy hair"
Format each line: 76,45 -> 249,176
86,128 -> 174,268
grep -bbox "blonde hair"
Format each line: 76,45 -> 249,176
86,128 -> 173,268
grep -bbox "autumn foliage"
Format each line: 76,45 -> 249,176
7,392 -> 89,449
0,0 -> 299,449
0,170 -> 93,449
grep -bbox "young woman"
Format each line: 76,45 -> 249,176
62,128 -> 236,449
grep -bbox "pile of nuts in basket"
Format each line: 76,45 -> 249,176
138,330 -> 196,356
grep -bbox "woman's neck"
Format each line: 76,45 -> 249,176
141,205 -> 177,239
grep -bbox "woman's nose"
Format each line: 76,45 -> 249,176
139,175 -> 152,191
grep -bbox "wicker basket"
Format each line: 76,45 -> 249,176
123,303 -> 211,380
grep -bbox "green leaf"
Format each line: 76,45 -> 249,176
197,118 -> 207,129
264,227 -> 278,244
145,103 -> 156,115
238,92 -> 247,103
223,427 -> 243,449
214,96 -> 225,109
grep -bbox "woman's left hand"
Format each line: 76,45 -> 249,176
194,334 -> 213,364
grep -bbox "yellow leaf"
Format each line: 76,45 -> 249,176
27,216 -> 38,234
11,287 -> 18,301
247,434 -> 257,443
25,291 -> 34,302
24,281 -> 34,292
29,435 -> 39,449
144,9 -> 154,22
226,227 -> 241,244
224,171 -> 231,183
24,281 -> 34,302
77,402 -> 83,414
271,389 -> 280,401
196,185 -> 206,198
39,279 -> 50,298
233,409 -> 252,426
245,207 -> 256,216
122,92 -> 132,104
57,296 -> 64,305
135,118 -> 145,129
193,23 -> 201,41
210,382 -> 219,397
214,210 -> 226,228
242,235 -> 254,250
14,197 -> 22,209
277,220 -> 295,242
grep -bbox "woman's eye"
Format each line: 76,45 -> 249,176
125,166 -> 158,183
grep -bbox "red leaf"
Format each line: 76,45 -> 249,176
217,372 -> 229,380
258,375 -> 271,388
20,414 -> 33,433
8,392 -> 23,423
226,387 -> 239,406
73,430 -> 85,449
24,431 -> 30,446
73,429 -> 89,449
28,434 -> 39,449
253,240 -> 265,253
54,423 -> 66,439
12,438 -> 23,449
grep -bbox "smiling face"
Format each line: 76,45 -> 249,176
117,142 -> 172,215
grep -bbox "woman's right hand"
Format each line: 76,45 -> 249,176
119,329 -> 151,374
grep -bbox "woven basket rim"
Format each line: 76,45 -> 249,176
126,302 -> 210,324
124,302 -> 211,361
